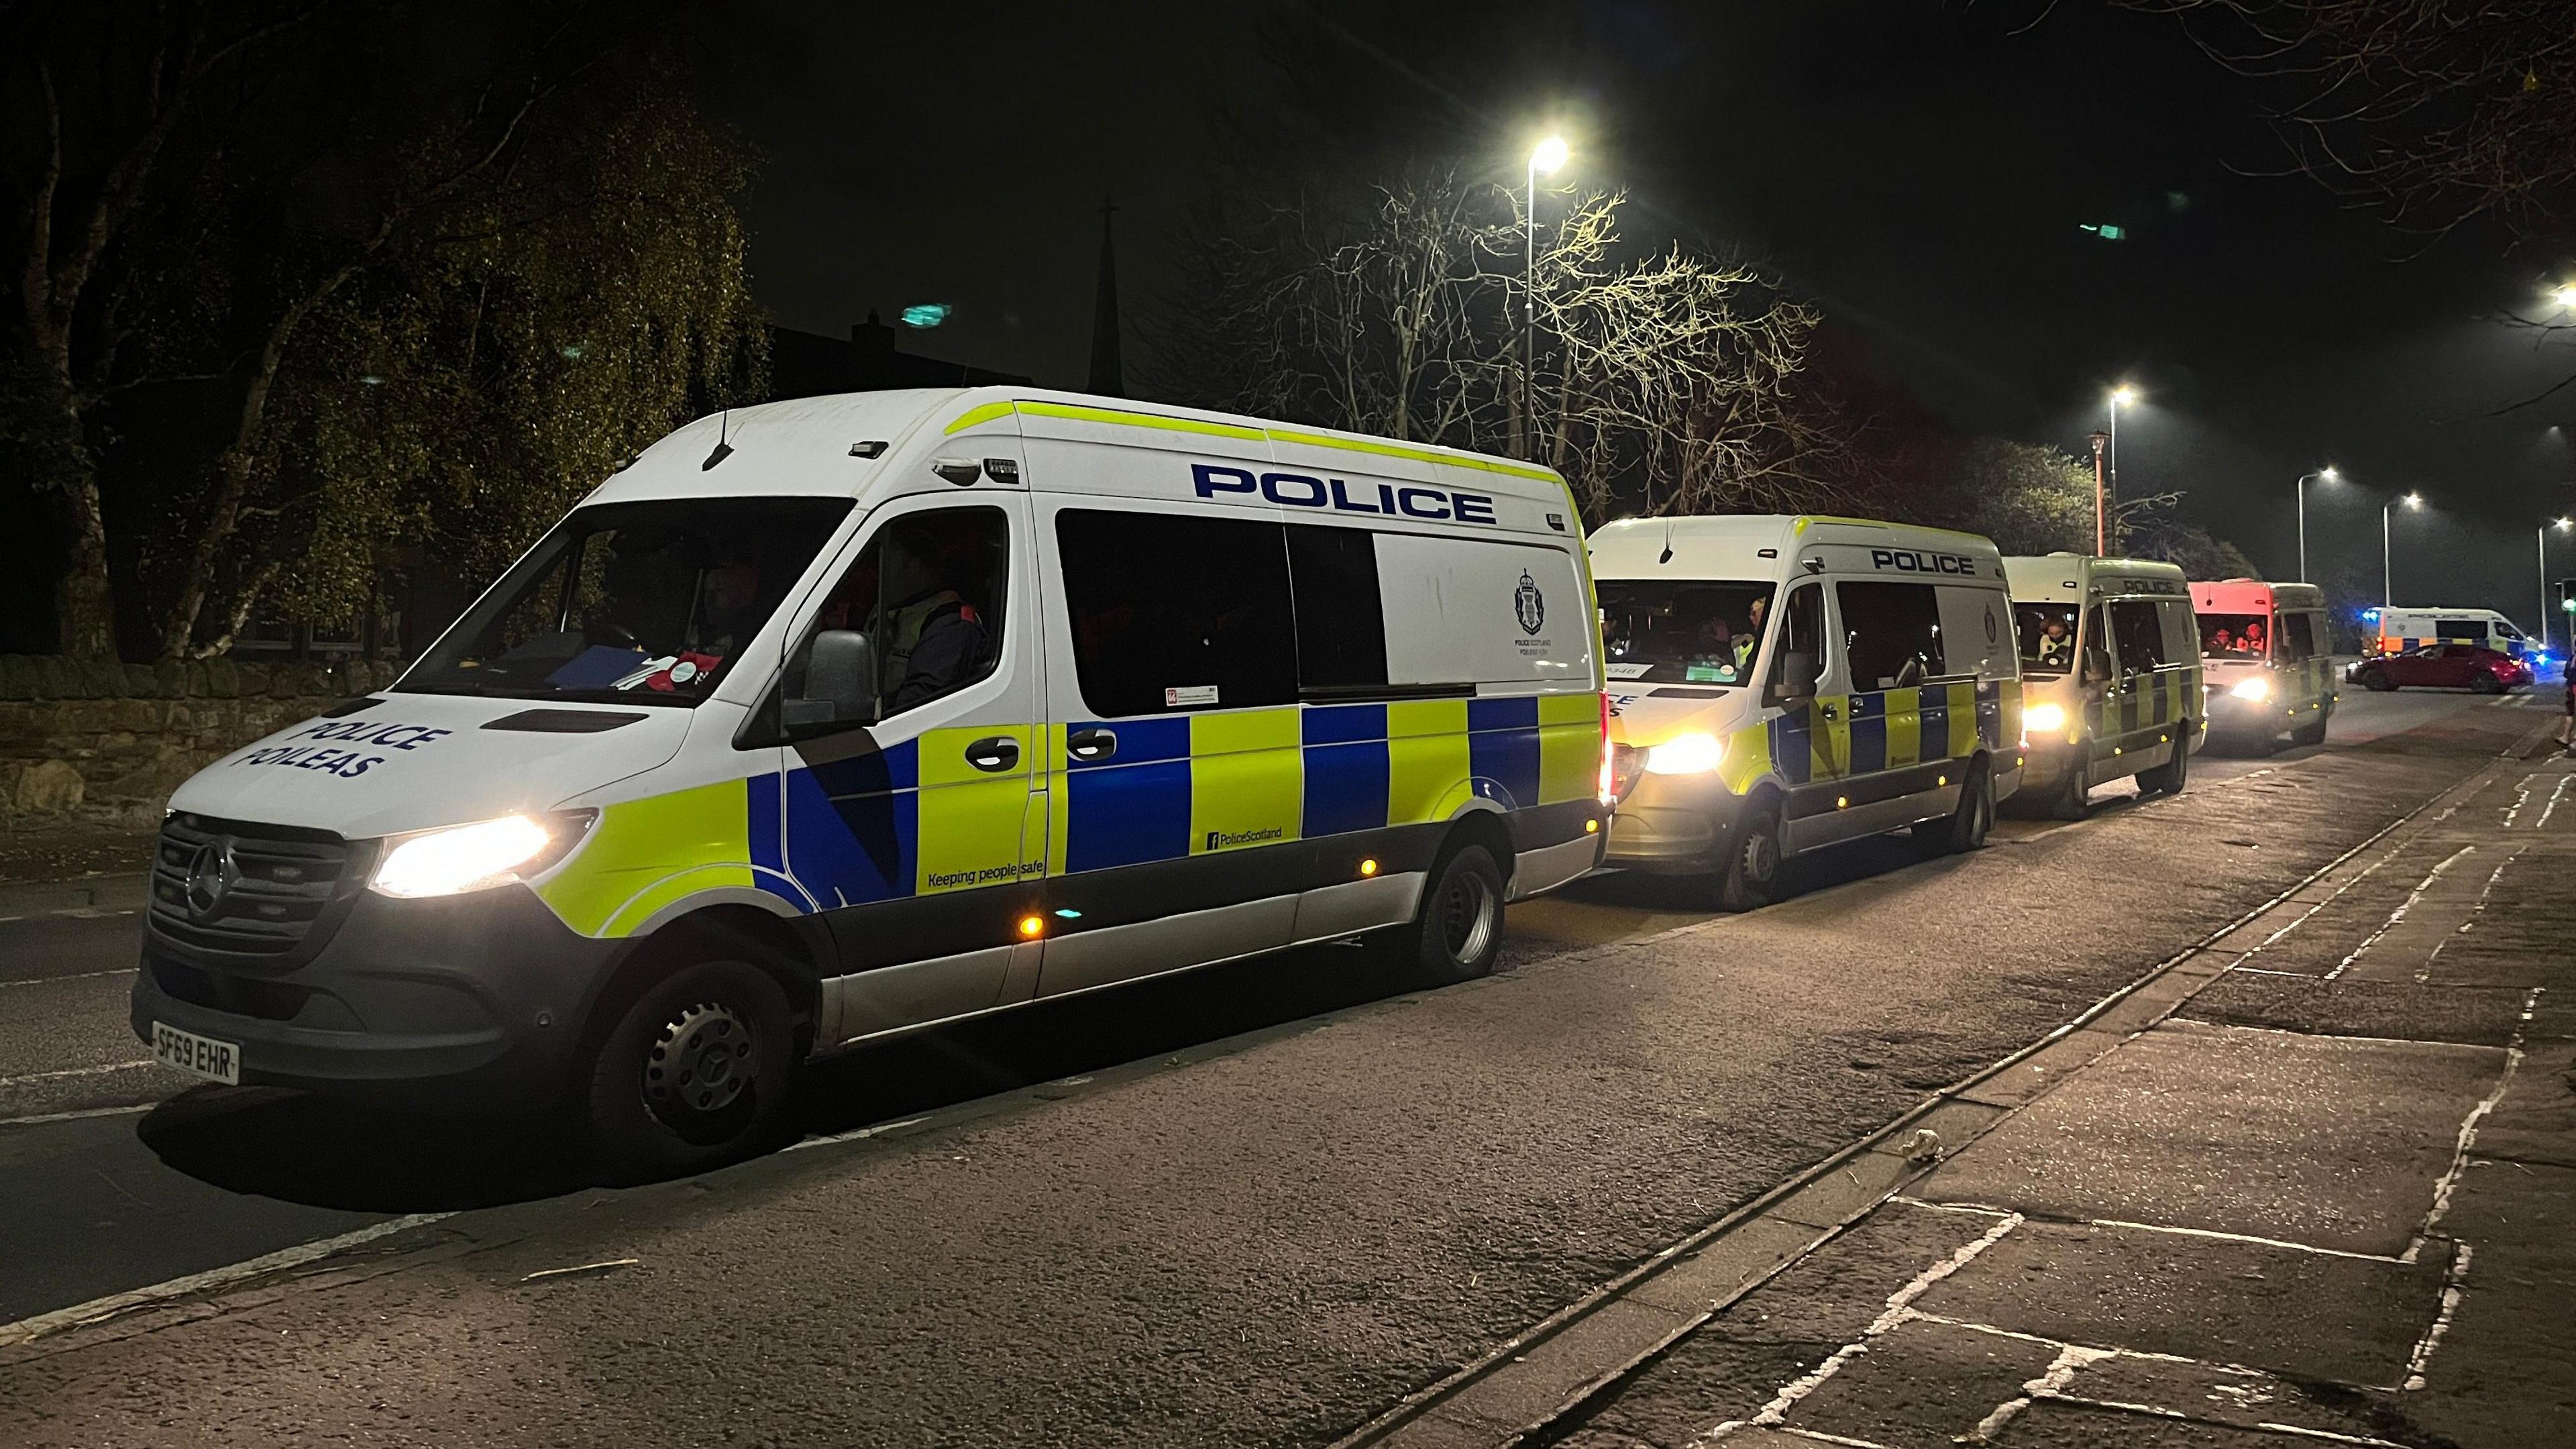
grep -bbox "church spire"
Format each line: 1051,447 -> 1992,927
1087,195 -> 1123,397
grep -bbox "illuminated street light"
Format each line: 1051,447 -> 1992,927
1523,135 -> 1570,461
2383,492 -> 2424,608
2104,386 -> 2138,553
2300,462 -> 2345,571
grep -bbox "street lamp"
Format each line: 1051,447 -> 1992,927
2382,491 -> 2423,608
2088,432 -> 2110,553
1524,135 -> 1569,462
2106,386 -> 2137,553
2295,466 -> 2337,582
2542,517 -> 2573,655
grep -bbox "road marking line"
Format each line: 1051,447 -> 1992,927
2536,773 -> 2572,830
0,1211 -> 453,1348
1767,1427 -> 1889,1448
2080,1217 -> 2407,1263
1698,1212 -> 2021,1443
2402,1241 -> 2473,1391
2035,1390 -> 2409,1447
2420,846 -> 2525,981
2323,845 -> 2476,981
0,967 -> 141,989
0,1059 -> 155,1087
0,1103 -> 155,1128
2501,772 -> 2540,826
787,1115 -> 930,1151
1972,1343 -> 2114,1442
2414,986 -> 2540,1252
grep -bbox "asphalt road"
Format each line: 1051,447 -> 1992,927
0,685 -> 2553,1447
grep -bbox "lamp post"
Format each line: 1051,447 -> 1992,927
1524,135 -> 1568,462
2106,386 -> 2137,553
2295,466 -> 2337,582
2088,432 -> 2110,553
2382,492 -> 2422,608
2543,517 -> 2573,655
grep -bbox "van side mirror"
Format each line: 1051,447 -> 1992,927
2082,647 -> 2112,684
782,630 -> 876,733
1768,649 -> 1817,704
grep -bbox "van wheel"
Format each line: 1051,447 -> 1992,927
584,958 -> 794,1177
2290,710 -> 2330,746
1714,799 -> 1784,913
1399,844 -> 1506,986
1918,757 -> 1994,854
2136,730 -> 2190,795
2039,747 -> 2089,819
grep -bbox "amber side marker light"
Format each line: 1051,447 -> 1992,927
1358,858 -> 1380,877
1585,818 -> 1600,833
1018,915 -> 1044,938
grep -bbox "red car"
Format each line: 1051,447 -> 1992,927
2354,643 -> 2533,694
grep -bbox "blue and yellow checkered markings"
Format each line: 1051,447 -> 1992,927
1059,714 -> 1192,872
1304,703 -> 1391,838
781,739 -> 920,909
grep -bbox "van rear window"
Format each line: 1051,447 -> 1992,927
1056,509 -> 1299,717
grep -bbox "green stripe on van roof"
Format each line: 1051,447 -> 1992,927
1017,400 -> 1267,441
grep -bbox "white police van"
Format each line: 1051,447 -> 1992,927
1595,516 -> 2023,909
2003,554 -> 2202,817
136,388 -> 1609,1169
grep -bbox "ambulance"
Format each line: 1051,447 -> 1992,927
2002,555 -> 2201,816
2365,606 -> 2532,661
132,388 -> 1610,1169
2192,579 -> 2336,747
1595,516 -> 2022,910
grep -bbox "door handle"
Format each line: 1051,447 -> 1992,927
1067,727 -> 1118,762
964,736 -> 1021,772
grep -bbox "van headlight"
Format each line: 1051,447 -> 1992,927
370,811 -> 593,898
1644,731 -> 1726,775
2022,701 -> 2068,736
2229,677 -> 2273,702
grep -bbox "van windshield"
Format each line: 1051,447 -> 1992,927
400,496 -> 853,706
1598,580 -> 1775,686
2199,612 -> 2269,659
2015,604 -> 2080,676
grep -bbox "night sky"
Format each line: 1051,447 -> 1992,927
702,0 -> 2576,633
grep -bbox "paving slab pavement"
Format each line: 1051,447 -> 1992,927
1540,749 -> 2575,1449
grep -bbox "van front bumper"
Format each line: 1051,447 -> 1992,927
1605,771 -> 1748,874
131,884 -> 620,1112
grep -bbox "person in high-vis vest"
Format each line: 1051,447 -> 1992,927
2033,616 -> 2074,671
872,523 -> 990,711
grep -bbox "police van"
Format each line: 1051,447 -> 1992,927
2192,579 -> 2335,747
2002,554 -> 2201,816
133,388 -> 1610,1169
1594,516 -> 2022,910
2365,606 -> 2532,661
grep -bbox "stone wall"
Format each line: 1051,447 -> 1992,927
0,655 -> 405,829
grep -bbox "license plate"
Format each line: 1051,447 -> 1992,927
152,1021 -> 240,1085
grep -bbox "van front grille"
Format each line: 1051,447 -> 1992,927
148,815 -> 356,959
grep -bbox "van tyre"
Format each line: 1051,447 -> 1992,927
1714,798 -> 1784,913
1399,843 -> 1506,986
584,958 -> 794,1177
2290,708 -> 2330,746
2136,730 -> 2190,795
1919,757 -> 1993,855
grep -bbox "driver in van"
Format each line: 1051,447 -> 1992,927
693,559 -> 763,657
1734,594 -> 1768,672
2239,622 -> 2267,656
2034,616 -> 2073,669
877,524 -> 989,711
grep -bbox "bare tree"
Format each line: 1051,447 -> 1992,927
2125,0 -> 2576,238
1187,170 -> 1847,525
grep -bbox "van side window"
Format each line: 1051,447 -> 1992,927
1058,508 -> 1297,716
1286,525 -> 1389,691
2108,600 -> 2167,674
777,506 -> 1010,734
2279,612 -> 2317,663
1835,581 -> 1945,688
1770,582 -> 1823,696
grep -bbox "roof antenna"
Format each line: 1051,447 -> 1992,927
1657,517 -> 1674,564
702,409 -> 735,471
